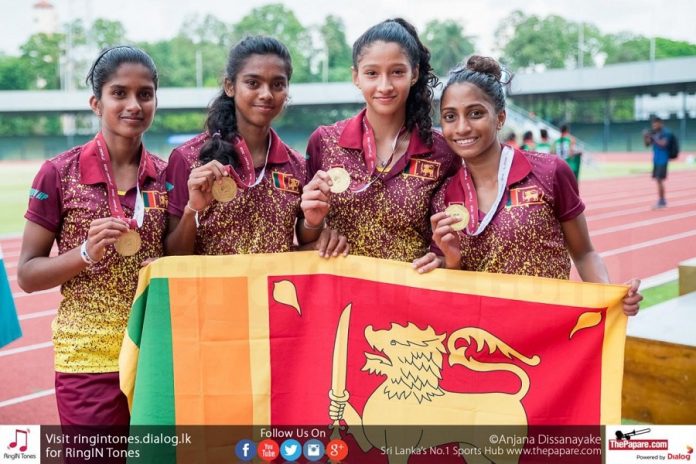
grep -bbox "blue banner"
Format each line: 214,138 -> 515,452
0,246 -> 21,348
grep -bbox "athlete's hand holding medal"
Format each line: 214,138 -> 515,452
299,171 -> 351,258
92,134 -> 146,258
300,170 -> 334,229
187,159 -> 230,212
411,209 -> 468,273
82,217 -> 130,263
187,135 -> 271,225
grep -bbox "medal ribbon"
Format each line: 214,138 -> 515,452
94,133 -> 146,229
454,145 -> 515,236
350,116 -> 408,193
224,133 -> 271,190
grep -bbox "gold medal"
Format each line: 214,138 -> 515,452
115,229 -> 142,256
212,177 -> 238,202
327,167 -> 351,194
445,204 -> 470,232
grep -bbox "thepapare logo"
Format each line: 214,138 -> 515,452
1,425 -> 40,463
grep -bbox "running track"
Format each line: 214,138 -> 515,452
2,168 -> 696,424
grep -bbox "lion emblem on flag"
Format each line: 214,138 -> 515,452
329,322 -> 540,464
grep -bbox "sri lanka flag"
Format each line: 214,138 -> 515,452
121,254 -> 628,463
0,244 -> 22,348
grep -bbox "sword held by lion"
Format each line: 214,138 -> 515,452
328,320 -> 540,464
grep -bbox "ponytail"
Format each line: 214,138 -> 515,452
199,91 -> 240,167
392,18 -> 437,146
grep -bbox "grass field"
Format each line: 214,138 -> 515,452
0,162 -> 41,235
640,280 -> 679,309
580,158 -> 696,179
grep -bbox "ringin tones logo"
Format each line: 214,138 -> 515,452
2,426 -> 39,463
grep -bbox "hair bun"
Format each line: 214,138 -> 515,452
466,55 -> 502,81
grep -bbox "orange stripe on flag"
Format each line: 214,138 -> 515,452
169,277 -> 252,425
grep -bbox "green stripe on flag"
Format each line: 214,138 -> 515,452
131,278 -> 175,424
129,278 -> 176,463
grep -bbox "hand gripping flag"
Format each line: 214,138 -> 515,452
0,244 -> 22,348
121,253 -> 628,463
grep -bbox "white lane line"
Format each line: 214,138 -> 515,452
591,211 -> 696,236
0,389 -> 55,409
599,230 -> 696,258
641,269 -> 679,290
581,182 -> 696,203
583,190 -> 694,212
587,198 -> 696,222
18,309 -> 56,321
0,342 -> 53,358
12,288 -> 59,299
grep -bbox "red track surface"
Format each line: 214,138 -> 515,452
1,168 -> 695,425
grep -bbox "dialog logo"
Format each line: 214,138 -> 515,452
279,439 -> 302,461
303,439 -> 325,462
235,439 -> 256,461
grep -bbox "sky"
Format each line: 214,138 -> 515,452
2,0 -> 696,57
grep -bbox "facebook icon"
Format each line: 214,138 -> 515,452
235,439 -> 256,461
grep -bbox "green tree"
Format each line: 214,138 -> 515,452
0,56 -> 31,90
177,15 -> 230,86
319,15 -> 352,82
495,11 -> 602,70
90,18 -> 127,49
602,34 -> 696,64
233,4 -> 314,82
149,111 -> 207,134
180,14 -> 232,48
422,19 -> 475,76
140,36 -> 198,87
20,32 -> 64,89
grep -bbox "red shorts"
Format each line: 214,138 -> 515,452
55,372 -> 130,463
54,371 -> 130,426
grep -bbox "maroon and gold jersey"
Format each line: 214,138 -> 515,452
307,110 -> 458,262
26,138 -> 167,373
166,129 -> 306,255
432,148 -> 585,279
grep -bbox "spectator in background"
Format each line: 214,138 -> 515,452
552,124 -> 581,179
503,131 -> 519,149
643,116 -> 670,209
521,130 -> 535,151
536,128 -> 551,153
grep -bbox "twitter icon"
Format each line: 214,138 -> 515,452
280,439 -> 302,461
